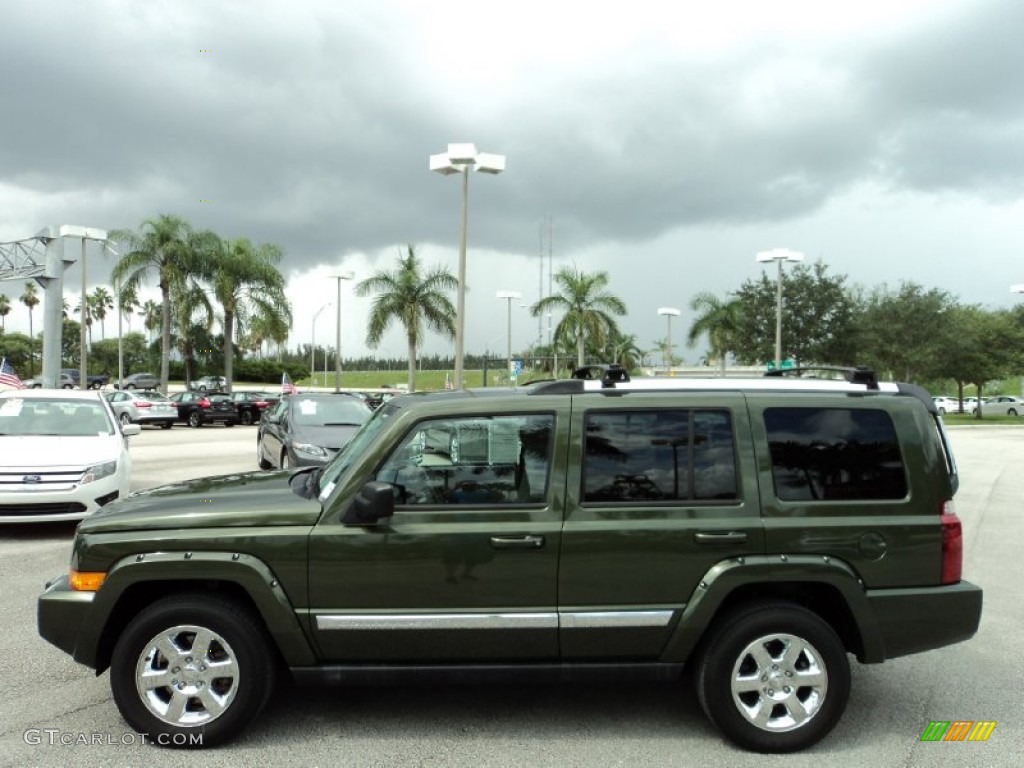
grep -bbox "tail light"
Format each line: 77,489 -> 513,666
940,502 -> 962,585
198,397 -> 211,408
133,401 -> 152,408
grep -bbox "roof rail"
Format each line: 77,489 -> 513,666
571,364 -> 630,388
763,365 -> 879,390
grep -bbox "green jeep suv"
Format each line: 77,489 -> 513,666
38,365 -> 982,753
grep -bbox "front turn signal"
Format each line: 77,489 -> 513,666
70,570 -> 107,592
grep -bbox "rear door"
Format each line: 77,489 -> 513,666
558,392 -> 765,659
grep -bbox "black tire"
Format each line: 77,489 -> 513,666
62,383 -> 74,389
240,410 -> 254,426
119,412 -> 132,426
224,421 -> 236,428
257,438 -> 272,470
91,381 -> 102,390
126,383 -> 136,390
695,602 -> 850,754
161,421 -> 173,430
31,383 -> 42,389
280,451 -> 291,470
110,593 -> 276,748
188,411 -> 203,429
1009,409 -> 1017,417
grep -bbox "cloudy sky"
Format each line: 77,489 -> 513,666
2,0 -> 1023,363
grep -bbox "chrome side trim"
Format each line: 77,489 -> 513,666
315,610 -> 674,631
559,610 -> 674,629
316,612 -> 558,631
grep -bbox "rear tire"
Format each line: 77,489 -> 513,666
188,411 -> 202,429
119,412 -> 132,426
257,438 -> 272,470
240,411 -> 254,426
161,421 -> 173,430
695,602 -> 850,753
281,452 -> 291,470
110,594 -> 276,748
224,421 -> 236,428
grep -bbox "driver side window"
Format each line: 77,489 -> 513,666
374,414 -> 554,507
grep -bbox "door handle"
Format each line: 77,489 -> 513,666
694,531 -> 748,544
490,535 -> 545,549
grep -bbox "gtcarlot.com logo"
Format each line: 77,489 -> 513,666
920,721 -> 997,742
23,729 -> 203,747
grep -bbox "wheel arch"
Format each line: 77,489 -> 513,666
77,553 -> 316,673
662,556 -> 882,664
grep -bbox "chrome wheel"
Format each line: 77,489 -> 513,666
729,633 -> 827,733
134,625 -> 239,727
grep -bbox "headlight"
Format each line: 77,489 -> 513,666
82,460 -> 117,484
293,442 -> 327,458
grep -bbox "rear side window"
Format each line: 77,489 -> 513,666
764,407 -> 907,501
582,409 -> 738,503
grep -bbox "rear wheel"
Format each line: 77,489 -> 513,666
224,421 -> 236,428
695,602 -> 850,753
257,438 -> 272,470
240,411 -> 254,426
1009,408 -> 1018,417
126,384 -> 136,390
280,451 -> 291,470
119,412 -> 132,426
110,594 -> 276,748
161,421 -> 174,430
188,411 -> 203,429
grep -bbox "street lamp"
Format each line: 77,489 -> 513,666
332,272 -> 355,392
311,302 -> 331,387
657,307 -> 680,375
496,290 -> 522,385
431,143 -> 506,389
756,248 -> 805,370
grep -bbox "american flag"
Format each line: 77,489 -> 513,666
0,358 -> 25,390
281,371 -> 297,395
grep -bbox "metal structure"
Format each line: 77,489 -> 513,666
0,226 -> 111,388
496,290 -> 522,384
332,272 -> 355,392
756,248 -> 805,370
657,307 -> 680,373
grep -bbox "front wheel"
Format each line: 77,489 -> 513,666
110,594 -> 276,748
1009,408 -> 1018,417
280,451 -> 291,470
257,438 -> 272,470
695,602 -> 850,753
161,421 -> 173,430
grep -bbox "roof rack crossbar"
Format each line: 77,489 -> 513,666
763,365 -> 879,390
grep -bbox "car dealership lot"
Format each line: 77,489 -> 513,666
0,427 -> 1019,766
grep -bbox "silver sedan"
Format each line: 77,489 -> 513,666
104,389 -> 177,429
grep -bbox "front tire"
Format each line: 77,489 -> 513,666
257,438 -> 272,470
695,602 -> 850,753
161,421 -> 174,430
280,451 -> 291,470
110,594 -> 276,748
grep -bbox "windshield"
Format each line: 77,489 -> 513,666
0,397 -> 114,436
316,403 -> 396,502
291,396 -> 371,427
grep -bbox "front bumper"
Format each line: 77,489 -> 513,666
0,473 -> 123,524
38,574 -> 97,664
866,580 -> 983,661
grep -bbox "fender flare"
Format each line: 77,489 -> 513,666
661,555 -> 884,663
74,550 -> 316,669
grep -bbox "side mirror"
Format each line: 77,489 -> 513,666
121,423 -> 142,437
343,481 -> 395,525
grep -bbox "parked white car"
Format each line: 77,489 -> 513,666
932,396 -> 958,415
0,389 -> 140,524
975,396 -> 1024,416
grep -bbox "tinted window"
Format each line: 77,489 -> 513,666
582,409 -> 738,503
374,414 -> 554,506
764,407 -> 908,501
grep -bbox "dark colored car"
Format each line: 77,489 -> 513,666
62,369 -> 109,389
228,391 -> 279,425
257,392 -> 371,469
168,391 -> 240,428
37,365 -> 982,753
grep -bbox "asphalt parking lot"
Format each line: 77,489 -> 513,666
0,426 -> 1018,767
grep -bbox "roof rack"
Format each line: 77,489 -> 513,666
763,365 -> 879,390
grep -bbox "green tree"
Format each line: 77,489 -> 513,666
169,277 -> 216,388
0,293 -> 10,332
355,245 -> 456,392
0,332 -> 33,372
606,331 -> 645,371
139,299 -> 161,342
205,237 -> 291,392
687,292 -> 741,374
20,281 -> 40,376
117,283 -> 139,333
74,297 -> 93,349
938,305 -> 1021,416
531,266 -> 627,368
731,261 -> 857,367
856,282 -> 956,381
111,215 -> 217,392
90,286 -> 115,340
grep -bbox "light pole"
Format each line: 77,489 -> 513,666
1013,285 -> 1024,397
496,290 -> 522,385
430,143 -> 506,389
332,272 -> 355,392
311,302 -> 331,386
756,248 -> 805,370
657,307 -> 680,375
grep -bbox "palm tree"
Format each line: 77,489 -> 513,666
0,293 -> 10,332
20,282 -> 40,376
139,299 -> 161,342
169,277 -> 215,388
205,237 -> 291,392
74,297 -> 94,349
89,286 -> 115,340
245,307 -> 290,359
355,245 -> 456,392
607,331 -> 645,371
117,283 -> 139,333
531,266 -> 627,368
687,292 -> 741,374
111,215 -> 216,392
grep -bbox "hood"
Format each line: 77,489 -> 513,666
79,469 -> 322,533
292,424 -> 361,451
0,434 -> 122,467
